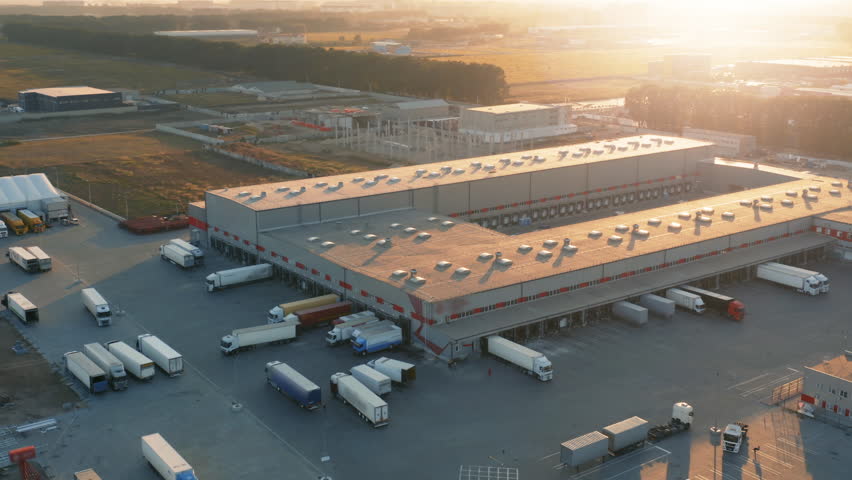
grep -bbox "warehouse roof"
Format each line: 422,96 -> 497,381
394,99 -> 449,110
208,135 -> 711,211
808,353 -> 852,382
465,103 -> 556,114
818,208 -> 852,225
19,87 -> 115,97
260,177 -> 849,302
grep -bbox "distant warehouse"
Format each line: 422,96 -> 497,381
18,87 -> 123,113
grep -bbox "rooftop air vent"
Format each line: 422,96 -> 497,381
663,139 -> 675,145
315,181 -> 328,188
320,241 -> 335,248
427,216 -> 439,222
589,230 -> 603,239
617,145 -> 628,151
721,212 -> 735,220
403,227 -> 417,234
441,165 -> 452,173
364,180 -> 378,187
543,239 -> 558,248
829,189 -> 841,196
760,195 -> 773,202
441,220 -> 455,227
453,168 -> 465,174
436,260 -> 452,270
414,169 -> 426,177
608,235 -> 623,244
496,258 -> 513,267
416,232 -> 432,240
388,177 -> 400,184
669,222 -> 682,232
781,199 -> 794,207
521,155 -> 533,160
558,149 -> 569,155
390,223 -> 403,229
633,229 -> 650,237
392,270 -> 407,277
513,160 -> 525,166
537,250 -> 553,259
739,200 -> 752,207
518,244 -> 533,253
648,218 -> 662,226
249,195 -> 262,201
696,216 -> 711,224
407,276 -> 426,285
678,212 -> 691,220
563,244 -> 578,254
786,190 -> 797,197
628,141 -> 639,147
701,207 -> 715,215
593,149 -> 604,155
237,191 -> 250,197
499,158 -> 511,165
804,193 -> 818,201
455,267 -> 471,276
350,229 -> 362,235
470,161 -> 482,168
809,186 -> 821,192
483,164 -> 495,170
307,236 -> 320,243
276,186 -> 290,193
831,181 -> 842,187
363,234 -> 377,241
759,203 -> 773,212
377,238 -> 392,247
428,171 -> 441,178
478,252 -> 494,260
352,177 -> 365,183
533,155 -> 546,162
298,186 -> 307,193
572,152 -> 584,158
614,224 -> 630,233
641,142 -> 652,148
375,174 -> 388,180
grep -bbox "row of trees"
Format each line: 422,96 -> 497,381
3,23 -> 507,103
625,84 -> 852,158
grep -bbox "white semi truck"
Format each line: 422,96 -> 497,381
64,351 -> 109,393
367,357 -> 416,385
137,334 -> 183,376
350,364 -> 392,396
206,264 -> 272,292
220,320 -> 298,355
267,293 -> 340,324
3,291 -> 39,323
169,238 -> 204,265
326,311 -> 378,346
81,288 -> 111,327
756,262 -> 826,295
160,244 -> 195,268
83,343 -> 129,391
24,246 -> 51,271
330,372 -> 389,427
107,340 -> 155,380
141,433 -> 198,480
486,336 -> 553,381
7,246 -> 39,273
665,288 -> 706,313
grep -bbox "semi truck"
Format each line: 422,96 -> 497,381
64,351 -> 109,393
287,301 -> 352,330
81,288 -> 112,327
220,320 -> 298,355
160,244 -> 195,269
106,340 -> 155,380
0,211 -> 27,235
665,288 -> 706,314
325,311 -> 378,346
647,402 -> 693,441
83,343 -> 129,391
350,364 -> 392,396
756,262 -> 823,296
330,372 -> 389,427
267,293 -> 340,323
137,334 -> 183,377
206,263 -> 272,292
367,357 -> 416,385
8,246 -> 39,273
612,301 -> 648,327
602,416 -> 649,455
0,220 -> 7,238
265,361 -> 322,410
169,238 -> 204,265
795,267 -> 830,294
678,285 -> 745,321
722,422 -> 748,453
485,335 -> 553,381
638,294 -> 675,319
24,246 -> 51,271
351,320 -> 403,356
2,292 -> 39,323
141,433 -> 198,480
16,209 -> 45,233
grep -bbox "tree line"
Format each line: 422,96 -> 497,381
3,23 -> 507,104
625,84 -> 852,158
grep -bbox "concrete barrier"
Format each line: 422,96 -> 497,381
59,190 -> 126,222
155,124 -> 225,145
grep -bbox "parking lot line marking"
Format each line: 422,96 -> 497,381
786,367 -> 799,373
762,443 -> 805,463
571,446 -> 665,479
736,457 -> 785,477
539,452 -> 559,461
488,455 -> 503,466
712,466 -> 742,480
603,452 -> 670,480
727,373 -> 770,390
752,451 -> 793,469
740,372 -> 800,397
776,437 -> 822,456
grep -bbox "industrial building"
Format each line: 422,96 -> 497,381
815,209 -> 852,261
261,33 -> 307,45
379,99 -> 451,122
187,135 -> 849,361
153,29 -> 258,38
802,351 -> 852,421
18,87 -> 123,113
459,103 -> 576,143
0,173 -> 69,222
647,54 -> 712,79
736,57 -> 852,79
681,127 -> 757,157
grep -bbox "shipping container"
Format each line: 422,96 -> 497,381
206,264 -> 272,292
168,239 -> 204,265
560,431 -> 608,467
602,416 -> 649,453
220,320 -> 297,355
3,291 -> 39,323
8,246 -> 39,273
367,357 -> 416,385
612,301 -> 648,327
24,246 -> 51,271
486,335 -> 552,381
293,301 -> 352,329
330,372 -> 389,427
16,209 -> 45,233
64,351 -> 108,393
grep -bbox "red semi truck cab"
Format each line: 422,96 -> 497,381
727,300 -> 745,321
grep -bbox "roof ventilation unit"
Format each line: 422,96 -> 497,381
375,174 -> 388,180
427,216 -> 439,222
428,171 -> 441,178
633,228 -> 650,237
512,160 -> 525,166
518,244 -> 533,253
614,224 -> 630,234
701,207 -> 715,215
377,238 -> 392,247
416,232 -> 432,240
392,270 -> 407,278
454,267 -> 471,276
781,199 -> 794,207
663,139 -> 675,145
628,141 -> 639,147
478,252 -> 494,260
364,180 -> 378,187
739,200 -> 752,207
470,161 -> 482,168
499,158 -> 511,165
759,203 -> 773,212
678,212 -> 691,220
390,223 -> 403,229
537,250 -> 553,259
588,230 -> 603,239
521,155 -> 533,160
804,193 -> 818,200
593,149 -> 604,155
572,152 -> 584,158
352,177 -> 365,183
276,186 -> 290,193
641,142 -> 652,148
320,241 -> 335,248
249,194 -> 262,201
808,186 -> 821,192
408,276 -> 427,286
483,164 -> 495,171
237,191 -> 251,197
558,150 -> 569,156
721,212 -> 735,220
562,244 -> 578,254
786,190 -> 797,197
496,258 -> 513,267
831,181 -> 842,187
697,215 -> 712,224
608,235 -> 623,244
617,145 -> 629,151
436,261 -> 452,270
542,239 -> 558,248
315,181 -> 328,188
403,227 -> 417,234
760,195 -> 773,202
414,169 -> 426,177
307,236 -> 320,243
668,222 -> 682,232
533,155 -> 546,162
298,186 -> 307,193
363,234 -> 378,241
350,229 -> 362,235
387,177 -> 400,184
454,168 -> 466,174
441,165 -> 452,173
647,218 -> 662,226
829,189 -> 841,196
441,220 -> 455,227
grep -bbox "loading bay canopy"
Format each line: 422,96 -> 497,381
435,233 -> 833,342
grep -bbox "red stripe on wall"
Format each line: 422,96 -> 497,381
339,281 -> 352,290
188,217 -> 208,231
393,304 -> 404,313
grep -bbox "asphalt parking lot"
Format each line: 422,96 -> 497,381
1,200 -> 850,480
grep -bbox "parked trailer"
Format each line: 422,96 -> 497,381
560,431 -> 609,469
351,321 -> 403,356
265,361 -> 322,410
367,357 -> 416,385
290,301 -> 352,329
326,312 -> 378,346
160,244 -> 195,269
7,246 -> 39,273
64,351 -> 108,393
602,416 -> 649,454
137,334 -> 183,376
330,372 -> 389,427
81,288 -> 112,327
220,320 -> 298,355
792,266 -> 830,293
141,433 -> 198,480
756,262 -> 822,296
639,294 -> 675,319
17,209 -> 45,233
350,364 -> 392,396
0,211 -> 27,235
678,285 -> 745,321
24,246 -> 51,271
665,288 -> 706,313
267,293 -> 340,324
83,343 -> 128,391
168,238 -> 204,265
612,301 -> 648,327
106,340 -> 155,380
486,336 -> 553,381
2,292 -> 39,323
0,220 -> 7,238
206,263 -> 272,292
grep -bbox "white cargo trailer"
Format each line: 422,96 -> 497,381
665,288 -> 706,313
64,351 -> 109,393
756,262 -> 824,295
350,364 -> 392,396
602,416 -> 649,454
83,343 -> 128,391
160,244 -> 195,269
3,291 -> 39,323
137,334 -> 183,376
7,246 -> 39,273
612,301 -> 648,326
81,288 -> 111,326
638,294 -> 675,319
330,372 -> 389,427
367,357 -> 416,385
141,433 -> 198,480
169,238 -> 204,265
220,320 -> 298,355
486,336 -> 552,381
24,246 -> 51,271
206,263 -> 272,292
106,340 -> 155,380
0,221 -> 7,238
326,312 -> 378,346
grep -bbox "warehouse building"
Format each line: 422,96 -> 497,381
188,135 -> 848,361
0,173 -> 69,222
380,99 -> 451,122
814,209 -> 852,261
153,29 -> 258,38
682,127 -> 757,157
18,87 -> 124,113
801,351 -> 852,422
459,103 -> 576,143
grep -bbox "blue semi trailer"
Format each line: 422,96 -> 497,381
351,320 -> 403,356
265,361 -> 322,410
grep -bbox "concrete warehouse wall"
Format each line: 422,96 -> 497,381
156,124 -> 224,145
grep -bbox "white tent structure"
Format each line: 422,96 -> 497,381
0,173 -> 68,221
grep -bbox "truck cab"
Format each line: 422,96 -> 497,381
220,335 -> 237,354
268,305 -> 286,323
722,423 -> 747,453
534,357 -> 554,381
815,273 -> 830,293
0,220 -> 7,238
727,300 -> 745,321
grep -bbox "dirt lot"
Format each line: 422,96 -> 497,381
235,141 -> 397,175
0,319 -> 78,426
0,110 -> 215,140
508,78 -> 642,103
161,91 -> 270,108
